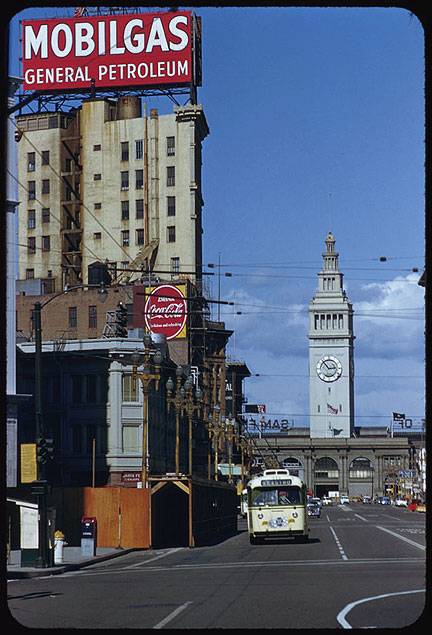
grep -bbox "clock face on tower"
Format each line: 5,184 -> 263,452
316,355 -> 342,382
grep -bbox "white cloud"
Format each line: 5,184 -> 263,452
355,273 -> 424,360
222,273 -> 425,426
224,287 -> 308,358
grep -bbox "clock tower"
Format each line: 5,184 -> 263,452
309,232 -> 355,438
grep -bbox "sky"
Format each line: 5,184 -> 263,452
8,5 -> 425,428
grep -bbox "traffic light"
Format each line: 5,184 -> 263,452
37,437 -> 54,464
115,302 -> 128,338
46,438 -> 54,461
37,438 -> 48,464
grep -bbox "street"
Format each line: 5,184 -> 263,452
7,502 -> 426,629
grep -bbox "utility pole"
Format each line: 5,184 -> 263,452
32,283 -> 107,567
34,301 -> 49,568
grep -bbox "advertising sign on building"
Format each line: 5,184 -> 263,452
121,472 -> 141,483
244,404 -> 266,414
22,10 -> 197,92
20,443 -> 37,484
134,283 -> 188,340
244,416 -> 294,436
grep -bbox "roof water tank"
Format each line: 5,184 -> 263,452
117,96 -> 141,120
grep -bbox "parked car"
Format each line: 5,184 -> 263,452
322,496 -> 333,506
311,497 -> 322,508
394,497 -> 408,507
362,496 -> 372,504
307,502 -> 321,518
339,495 -> 349,505
380,496 -> 391,505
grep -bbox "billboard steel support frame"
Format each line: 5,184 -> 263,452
9,85 -> 195,117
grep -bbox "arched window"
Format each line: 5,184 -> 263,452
314,457 -> 339,478
349,457 -> 373,479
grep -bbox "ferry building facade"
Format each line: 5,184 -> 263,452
250,233 -> 418,499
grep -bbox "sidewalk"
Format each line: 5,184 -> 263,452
7,546 -> 138,579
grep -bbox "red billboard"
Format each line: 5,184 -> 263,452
133,283 -> 188,340
22,10 -> 195,92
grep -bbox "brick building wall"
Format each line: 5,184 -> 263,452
16,283 -> 190,365
16,285 -> 133,341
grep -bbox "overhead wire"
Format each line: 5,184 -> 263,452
7,169 -> 104,264
242,412 -> 424,419
10,117 -> 422,285
8,117 -> 133,261
9,121 -> 422,286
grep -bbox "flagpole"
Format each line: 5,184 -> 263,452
326,406 -> 329,438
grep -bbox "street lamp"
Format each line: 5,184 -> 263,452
205,412 -> 214,480
166,370 -> 203,476
33,282 -> 107,568
236,433 -> 252,488
166,365 -> 185,476
225,414 -> 236,484
131,334 -> 162,488
183,377 -> 202,476
209,404 -> 225,481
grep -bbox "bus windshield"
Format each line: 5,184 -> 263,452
251,486 -> 304,507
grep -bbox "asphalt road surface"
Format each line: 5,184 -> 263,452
7,502 -> 426,629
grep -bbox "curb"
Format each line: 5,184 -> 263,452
7,548 -> 140,579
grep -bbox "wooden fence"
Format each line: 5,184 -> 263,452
50,486 -> 150,548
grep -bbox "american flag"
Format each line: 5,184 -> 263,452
327,403 -> 339,415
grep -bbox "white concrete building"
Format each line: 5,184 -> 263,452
15,97 -> 208,291
308,232 -> 355,438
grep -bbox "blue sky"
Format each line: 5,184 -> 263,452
8,6 -> 425,427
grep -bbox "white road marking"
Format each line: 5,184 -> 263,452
124,548 -> 184,569
329,526 -> 348,560
153,601 -> 192,629
354,513 -> 368,522
384,514 -> 407,522
326,514 -> 330,522
398,528 -> 425,534
375,526 -> 425,551
337,589 -> 425,629
61,556 -> 423,579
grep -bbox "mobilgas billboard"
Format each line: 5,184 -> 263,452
22,11 -> 196,92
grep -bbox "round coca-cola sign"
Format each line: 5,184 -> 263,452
144,284 -> 187,340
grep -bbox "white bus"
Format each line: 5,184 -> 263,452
246,469 -> 309,544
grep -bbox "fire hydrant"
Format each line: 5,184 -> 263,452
54,530 -> 66,564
